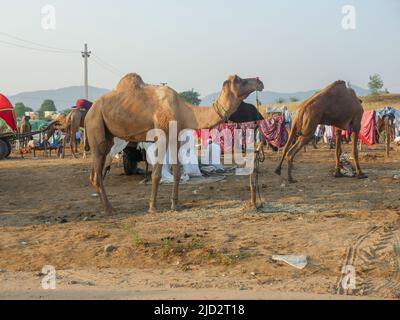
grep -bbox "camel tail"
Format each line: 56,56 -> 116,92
84,123 -> 90,152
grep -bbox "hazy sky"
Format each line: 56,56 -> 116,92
0,0 -> 399,96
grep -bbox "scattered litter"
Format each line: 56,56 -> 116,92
272,255 -> 308,269
68,280 -> 95,286
104,244 -> 117,253
339,154 -> 356,177
91,193 -> 99,198
20,241 -> 28,246
393,175 -> 400,180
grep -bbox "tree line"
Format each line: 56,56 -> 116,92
14,99 -> 70,119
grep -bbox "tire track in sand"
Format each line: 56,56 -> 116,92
336,222 -> 400,298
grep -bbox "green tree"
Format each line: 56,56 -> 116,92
14,102 -> 33,118
39,99 -> 57,112
179,89 -> 201,106
37,111 -> 45,120
368,74 -> 384,95
276,97 -> 286,104
289,97 -> 299,102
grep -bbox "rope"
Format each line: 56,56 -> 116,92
254,144 -> 266,207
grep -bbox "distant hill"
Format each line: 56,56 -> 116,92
201,85 -> 371,106
8,86 -> 109,111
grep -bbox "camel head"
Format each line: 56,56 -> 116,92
216,75 -> 264,119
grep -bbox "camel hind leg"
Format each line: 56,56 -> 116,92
275,125 -> 298,176
334,128 -> 343,177
90,140 -> 114,215
86,110 -> 114,215
286,134 -> 314,183
351,130 -> 367,179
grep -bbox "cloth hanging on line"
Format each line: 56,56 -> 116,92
359,110 -> 377,146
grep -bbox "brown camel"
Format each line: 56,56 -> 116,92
63,108 -> 87,158
18,116 -> 32,148
275,80 -> 366,183
85,73 -> 264,215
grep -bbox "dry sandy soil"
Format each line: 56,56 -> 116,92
1,143 -> 400,300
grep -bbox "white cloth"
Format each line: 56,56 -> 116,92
202,140 -> 224,170
324,125 -> 333,143
105,138 -> 129,168
141,130 -> 202,183
314,125 -> 323,138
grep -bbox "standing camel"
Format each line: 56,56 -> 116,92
377,115 -> 395,157
275,80 -> 367,183
18,116 -> 32,148
63,99 -> 92,158
85,73 -> 264,215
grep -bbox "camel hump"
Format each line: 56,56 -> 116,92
334,80 -> 346,86
115,73 -> 145,91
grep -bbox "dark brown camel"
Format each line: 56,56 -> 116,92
377,116 -> 395,157
18,116 -> 32,148
63,102 -> 91,158
275,80 -> 367,183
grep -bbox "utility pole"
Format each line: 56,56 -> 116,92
81,43 -> 91,99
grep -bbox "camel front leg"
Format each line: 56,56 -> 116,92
149,162 -> 162,213
334,129 -> 343,177
351,131 -> 367,179
171,163 -> 181,211
70,133 -> 78,158
62,135 -> 67,159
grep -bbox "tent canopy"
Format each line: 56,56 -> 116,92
0,93 -> 17,132
228,101 -> 264,123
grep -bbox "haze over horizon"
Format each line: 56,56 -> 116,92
1,0 -> 399,97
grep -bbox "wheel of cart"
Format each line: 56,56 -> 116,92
0,138 -> 11,160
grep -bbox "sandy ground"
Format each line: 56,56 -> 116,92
1,144 -> 400,300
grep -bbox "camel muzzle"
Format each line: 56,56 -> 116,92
256,80 -> 264,92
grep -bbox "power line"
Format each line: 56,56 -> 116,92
0,39 -> 77,54
91,56 -> 122,77
0,31 -> 79,53
92,53 -> 123,75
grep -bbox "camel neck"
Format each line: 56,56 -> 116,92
182,100 -> 227,130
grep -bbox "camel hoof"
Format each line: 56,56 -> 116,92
104,207 -> 115,216
148,207 -> 158,214
171,204 -> 182,212
288,179 -> 297,184
274,168 -> 282,176
356,173 -> 368,179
